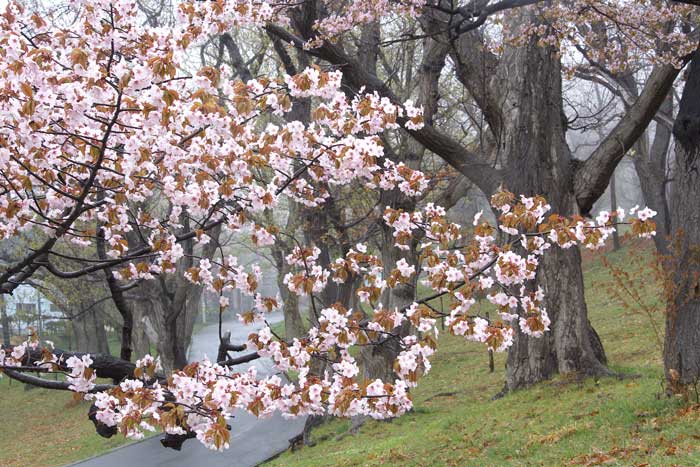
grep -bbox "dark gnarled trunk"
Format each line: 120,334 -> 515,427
500,12 -> 608,390
664,51 -> 700,390
134,277 -> 202,373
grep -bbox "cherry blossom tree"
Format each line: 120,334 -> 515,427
259,0 -> 697,390
0,0 -> 689,452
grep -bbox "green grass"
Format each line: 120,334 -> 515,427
2,241 -> 696,467
0,333 -> 154,467
0,377 -> 130,467
267,241 -> 700,467
0,317 -> 207,467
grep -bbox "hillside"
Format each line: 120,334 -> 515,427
2,241 -> 697,467
0,377 -> 128,467
267,242 -> 700,467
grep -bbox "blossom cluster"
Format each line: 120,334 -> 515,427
66,355 -> 97,393
0,332 -> 58,372
0,0 -> 426,283
20,188 -> 658,450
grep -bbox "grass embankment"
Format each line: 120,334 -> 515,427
1,242 -> 696,467
268,242 -> 700,467
0,316 -> 201,466
0,377 -> 130,467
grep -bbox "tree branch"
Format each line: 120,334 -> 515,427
265,25 -> 501,196
574,63 -> 683,214
3,369 -> 114,392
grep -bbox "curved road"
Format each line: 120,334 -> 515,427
68,313 -> 305,467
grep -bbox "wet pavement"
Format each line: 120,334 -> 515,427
68,313 -> 305,467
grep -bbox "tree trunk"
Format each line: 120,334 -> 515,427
360,35 -> 447,383
93,304 -> 111,355
97,224 -> 134,362
0,296 -> 10,346
166,315 -> 189,372
635,155 -> 673,255
131,306 -> 153,360
632,94 -> 673,255
135,279 -> 193,373
298,185 -> 355,444
301,193 -> 353,321
70,317 -> 86,352
270,201 -> 306,341
664,51 -> 700,390
361,203 -> 418,382
664,158 -> 700,388
500,11 -> 609,390
67,306 -> 109,354
126,221 -> 220,372
277,257 -> 305,340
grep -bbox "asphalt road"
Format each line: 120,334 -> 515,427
68,313 -> 305,467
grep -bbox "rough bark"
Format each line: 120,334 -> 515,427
498,12 -> 610,390
133,274 -> 202,373
664,158 -> 700,387
664,51 -> 700,389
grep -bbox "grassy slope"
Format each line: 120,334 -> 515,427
0,377 -> 129,467
0,316 -> 183,466
2,243 -> 698,467
0,334 -> 154,467
268,243 -> 700,467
